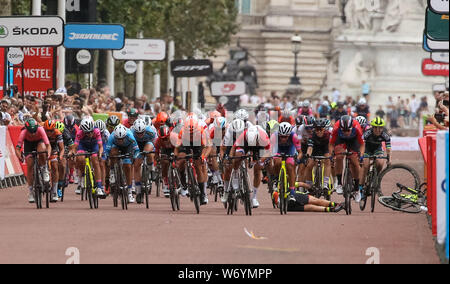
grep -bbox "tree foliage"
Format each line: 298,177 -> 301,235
98,0 -> 239,58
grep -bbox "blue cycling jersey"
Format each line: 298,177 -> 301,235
105,129 -> 140,158
132,126 -> 157,144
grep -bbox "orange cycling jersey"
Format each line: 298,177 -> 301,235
177,127 -> 211,148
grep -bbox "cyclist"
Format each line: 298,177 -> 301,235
298,100 -> 314,117
43,120 -> 65,202
296,116 -> 316,183
270,122 -> 302,203
304,118 -> 332,191
95,120 -> 110,196
355,98 -> 370,120
208,117 -> 226,190
235,109 -> 253,128
329,115 -> 365,202
64,115 -> 79,184
106,115 -> 121,134
330,102 -> 348,124
359,117 -> 392,200
220,119 -> 246,205
318,101 -> 331,118
74,118 -> 105,197
15,119 -> 51,203
175,115 -> 212,205
131,119 -> 157,198
123,108 -> 139,128
356,116 -> 370,133
55,121 -> 76,198
229,124 -> 271,208
105,124 -> 140,203
288,185 -> 344,213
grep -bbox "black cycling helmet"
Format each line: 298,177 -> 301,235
106,115 -> 121,128
64,115 -> 75,128
303,116 -> 316,128
295,115 -> 304,126
314,118 -> 328,129
339,115 -> 354,131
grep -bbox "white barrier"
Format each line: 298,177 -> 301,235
391,137 -> 421,151
436,131 -> 449,259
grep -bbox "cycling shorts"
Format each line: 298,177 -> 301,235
178,146 -> 203,160
24,140 -> 45,157
287,192 -> 310,212
77,141 -> 99,155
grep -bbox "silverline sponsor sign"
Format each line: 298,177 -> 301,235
64,24 -> 125,50
0,16 -> 64,47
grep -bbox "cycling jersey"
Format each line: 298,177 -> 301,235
132,126 -> 157,150
66,125 -> 79,141
75,128 -> 103,154
363,128 -> 391,155
105,129 -> 140,164
355,106 -> 370,119
122,118 -> 133,129
61,128 -> 75,148
298,108 -> 314,117
46,129 -> 64,154
234,126 -> 270,156
318,105 -> 331,118
307,131 -> 331,156
154,132 -> 179,156
270,132 -> 301,156
17,127 -> 50,153
330,121 -> 364,152
177,128 -> 210,149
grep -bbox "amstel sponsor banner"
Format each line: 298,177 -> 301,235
113,39 -> 166,61
0,16 -> 64,47
422,58 -> 449,76
211,81 -> 246,97
64,24 -> 125,50
14,47 -> 55,99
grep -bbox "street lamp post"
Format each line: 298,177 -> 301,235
289,34 -> 302,86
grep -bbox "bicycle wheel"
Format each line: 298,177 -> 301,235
378,196 -> 421,213
378,164 -> 421,197
360,169 -> 372,212
343,167 -> 352,215
188,166 -> 200,214
86,168 -> 94,210
279,168 -> 287,215
241,169 -> 252,216
370,169 -> 379,213
142,164 -> 150,209
169,167 -> 177,212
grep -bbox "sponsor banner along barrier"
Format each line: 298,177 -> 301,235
13,47 -> 55,99
0,16 -> 64,47
1,126 -> 25,187
436,131 -> 448,248
64,24 -> 125,50
7,126 -> 27,177
390,137 -> 421,151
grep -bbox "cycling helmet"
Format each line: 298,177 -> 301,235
298,101 -> 304,108
246,126 -> 259,146
114,124 -> 128,139
127,108 -> 139,118
266,120 -> 279,133
303,100 -> 311,108
107,115 -> 120,128
358,98 -> 367,105
95,120 -> 106,133
184,116 -> 199,134
25,119 -> 39,134
158,125 -> 170,139
314,118 -> 328,129
214,117 -> 226,129
295,115 -> 304,126
132,119 -> 147,133
80,118 -> 94,133
279,122 -> 293,136
155,112 -> 169,126
44,120 -> 56,131
64,115 -> 75,128
140,115 -> 153,127
303,116 -> 316,128
325,119 -> 332,128
55,121 -> 65,133
235,109 -> 249,121
322,101 -> 330,107
231,119 -> 245,133
340,115 -> 354,131
355,116 -> 367,126
371,117 -> 386,127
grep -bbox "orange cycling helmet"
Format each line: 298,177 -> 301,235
156,112 -> 169,125
44,120 -> 56,131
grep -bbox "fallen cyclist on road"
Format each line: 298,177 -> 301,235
287,182 -> 344,213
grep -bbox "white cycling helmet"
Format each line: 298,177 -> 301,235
235,109 -> 249,121
133,119 -> 147,133
114,124 -> 128,139
231,119 -> 245,133
140,115 -> 153,127
303,100 -> 310,108
80,118 -> 94,133
246,126 -> 259,146
94,120 -> 106,133
298,101 -> 304,108
356,116 -> 367,126
322,101 -> 330,107
358,98 -> 367,105
214,117 -> 226,129
278,122 -> 293,136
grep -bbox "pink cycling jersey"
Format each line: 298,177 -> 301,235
74,128 -> 102,146
17,127 -> 50,148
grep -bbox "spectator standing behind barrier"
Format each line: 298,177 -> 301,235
409,94 -> 420,127
362,81 -> 371,100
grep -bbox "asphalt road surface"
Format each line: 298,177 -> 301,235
0,152 -> 439,264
